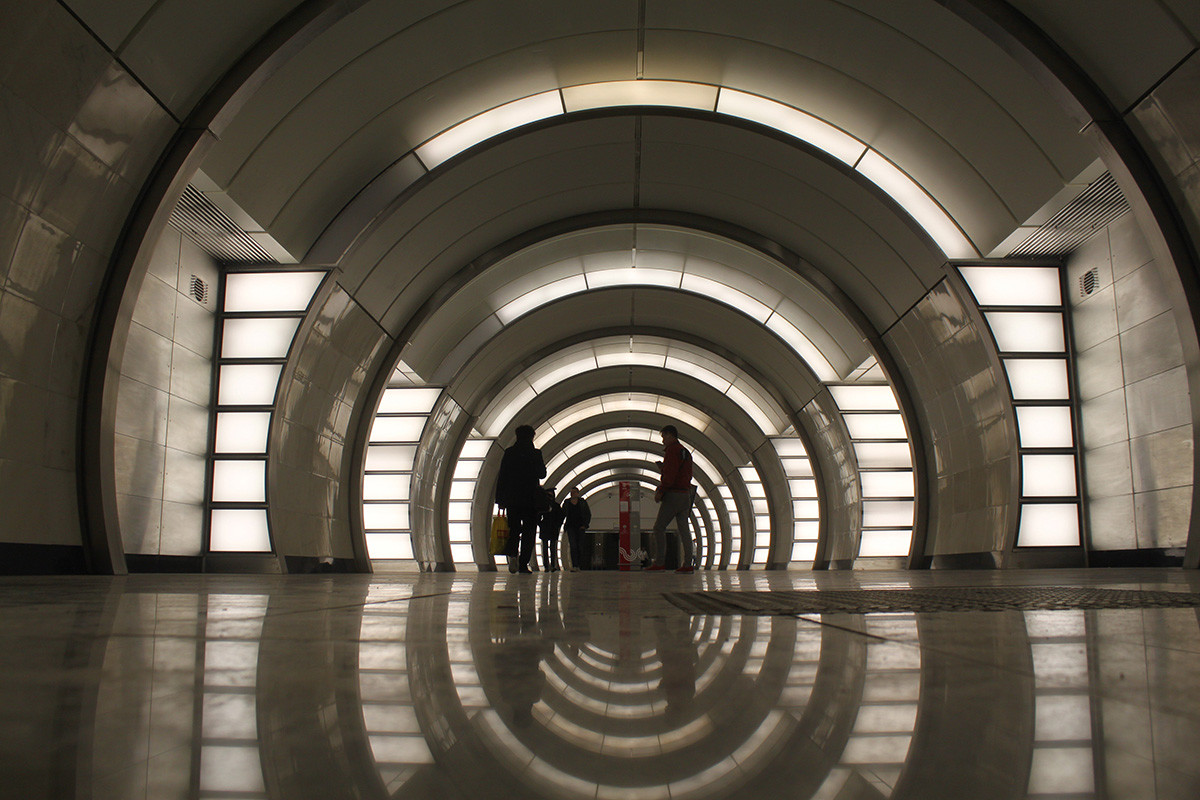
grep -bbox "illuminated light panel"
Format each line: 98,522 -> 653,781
209,509 -> 271,552
861,471 -> 915,498
223,271 -> 324,312
854,442 -> 913,469
416,90 -> 564,169
862,500 -> 915,527
369,416 -> 427,443
460,438 -> 494,458
1004,359 -> 1070,401
959,266 -> 1061,306
1016,406 -> 1074,448
1022,454 -> 1077,497
364,445 -> 417,472
365,533 -> 413,559
586,266 -> 682,288
858,529 -> 912,557
495,274 -> 588,323
843,412 -> 907,440
213,412 -> 271,454
377,387 -> 441,414
211,461 -> 266,503
217,364 -> 282,406
829,384 -> 899,411
856,150 -> 978,259
563,80 -> 718,111
363,503 -> 409,530
763,313 -> 839,382
679,273 -> 772,322
716,88 -> 866,166
362,474 -> 409,501
220,317 -> 300,359
985,312 -> 1065,353
1017,504 -> 1080,547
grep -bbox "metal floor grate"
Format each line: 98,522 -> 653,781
662,587 -> 1200,615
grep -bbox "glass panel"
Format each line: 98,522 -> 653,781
772,439 -> 809,458
223,271 -> 324,312
1005,359 -> 1069,400
1017,504 -> 1080,547
221,317 -> 300,359
363,503 -> 409,530
369,416 -> 427,443
213,412 -> 271,454
829,385 -> 899,412
460,438 -> 493,458
792,541 -> 818,561
448,522 -> 471,542
858,529 -> 912,557
716,89 -> 866,166
448,502 -> 473,521
856,150 -> 976,260
793,500 -> 820,518
211,460 -> 265,503
959,266 -> 1060,306
861,471 -> 915,498
416,91 -> 564,169
449,481 -> 475,500
450,543 -> 475,563
854,442 -> 912,469
362,474 -> 410,501
794,521 -> 819,541
366,533 -> 413,559
789,479 -> 818,498
1016,406 -> 1075,449
752,498 -> 770,515
1022,454 -> 1077,497
378,388 -> 442,414
843,413 -> 907,439
452,459 -> 483,480
217,364 -> 282,407
862,500 -> 915,527
985,312 -> 1065,353
209,509 -> 271,552
781,458 -> 813,477
562,80 -> 718,111
364,445 -> 417,472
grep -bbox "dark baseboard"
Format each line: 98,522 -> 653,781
1088,548 -> 1186,568
283,555 -> 361,574
0,542 -> 88,575
931,552 -> 1000,570
125,554 -> 204,573
1002,547 -> 1087,569
203,553 -> 283,574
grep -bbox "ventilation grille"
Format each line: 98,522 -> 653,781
189,274 -> 209,305
167,185 -> 274,263
1079,267 -> 1100,298
1007,173 -> 1129,258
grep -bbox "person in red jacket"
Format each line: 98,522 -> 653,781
646,424 -> 696,573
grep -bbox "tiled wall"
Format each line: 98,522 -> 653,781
1067,215 -> 1192,550
270,284 -> 390,561
115,228 -> 217,555
0,0 -> 174,548
884,281 -> 1018,559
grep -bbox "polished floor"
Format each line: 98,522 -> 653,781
2,568 -> 1199,799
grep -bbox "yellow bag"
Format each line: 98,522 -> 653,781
489,514 -> 510,555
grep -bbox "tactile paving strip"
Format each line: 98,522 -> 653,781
662,587 -> 1200,615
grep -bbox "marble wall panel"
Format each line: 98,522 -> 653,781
1068,218 -> 1192,553
801,391 -> 860,563
270,283 -> 391,562
883,279 -> 1018,559
0,3 -> 176,556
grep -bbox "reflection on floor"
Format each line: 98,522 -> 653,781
2,568 -> 1198,799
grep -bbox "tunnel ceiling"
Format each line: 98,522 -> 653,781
79,0 -> 1127,520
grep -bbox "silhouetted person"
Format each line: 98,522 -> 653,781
539,487 -> 564,572
562,486 -> 591,571
495,424 -> 546,574
646,424 -> 696,573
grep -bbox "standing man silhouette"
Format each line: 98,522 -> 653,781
646,424 -> 696,573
